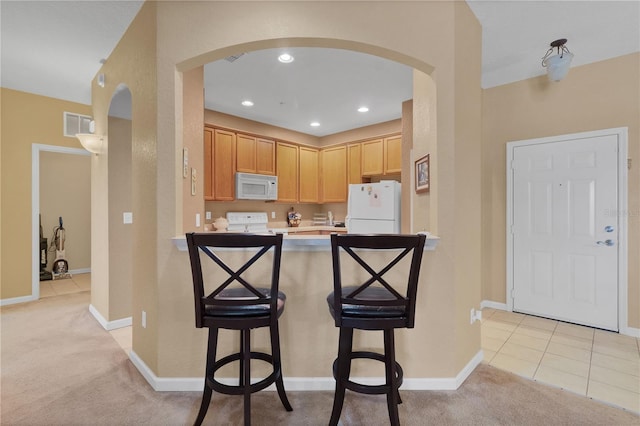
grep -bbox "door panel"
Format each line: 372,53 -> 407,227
512,134 -> 618,331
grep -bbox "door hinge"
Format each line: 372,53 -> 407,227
628,158 -> 632,170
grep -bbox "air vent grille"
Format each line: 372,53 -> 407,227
225,53 -> 245,63
64,112 -> 92,137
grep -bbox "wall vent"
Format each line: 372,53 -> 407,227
225,53 -> 245,63
64,112 -> 92,137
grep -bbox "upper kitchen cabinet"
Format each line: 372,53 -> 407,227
203,128 -> 214,200
321,146 -> 348,202
299,146 -> 320,203
276,142 -> 299,203
347,143 -> 362,185
212,128 -> 236,201
361,138 -> 384,176
361,134 -> 402,177
236,133 -> 276,175
383,135 -> 402,174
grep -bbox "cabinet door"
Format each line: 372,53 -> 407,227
213,129 -> 236,201
384,135 -> 402,174
321,146 -> 347,202
236,133 -> 256,173
256,138 -> 275,175
204,128 -> 214,200
299,147 -> 319,203
276,142 -> 299,202
361,139 -> 384,176
347,143 -> 362,184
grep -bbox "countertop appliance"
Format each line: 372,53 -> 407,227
226,212 -> 269,233
235,172 -> 278,200
346,181 -> 401,233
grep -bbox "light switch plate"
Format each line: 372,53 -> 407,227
191,167 -> 197,196
183,148 -> 189,178
123,212 -> 133,224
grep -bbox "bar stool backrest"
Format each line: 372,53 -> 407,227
330,233 -> 426,329
186,233 -> 284,329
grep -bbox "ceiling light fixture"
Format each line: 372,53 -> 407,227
278,53 -> 294,63
542,38 -> 574,82
310,122 -> 320,127
241,100 -> 254,107
357,106 -> 369,113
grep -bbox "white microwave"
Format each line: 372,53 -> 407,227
235,172 -> 278,200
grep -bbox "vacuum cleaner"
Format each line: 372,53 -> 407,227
51,216 -> 71,280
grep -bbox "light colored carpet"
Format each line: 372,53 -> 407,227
2,292 -> 638,425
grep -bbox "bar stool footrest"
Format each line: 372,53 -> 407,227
206,351 -> 281,395
332,350 -> 404,395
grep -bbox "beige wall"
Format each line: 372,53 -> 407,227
40,151 -> 91,272
481,53 -> 640,329
1,88 -> 91,299
91,0 -> 482,380
108,116 -> 132,320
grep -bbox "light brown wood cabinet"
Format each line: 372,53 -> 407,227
361,138 -> 384,176
321,146 -> 348,202
236,133 -> 276,175
384,135 -> 402,174
204,128 -> 214,200
299,147 -> 320,203
212,128 -> 236,201
347,143 -> 362,185
276,142 -> 299,203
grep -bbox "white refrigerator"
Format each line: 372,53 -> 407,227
346,181 -> 401,233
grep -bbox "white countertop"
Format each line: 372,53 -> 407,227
172,228 -> 439,252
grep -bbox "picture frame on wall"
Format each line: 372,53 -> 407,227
415,154 -> 430,193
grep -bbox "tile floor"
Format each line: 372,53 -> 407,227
38,277 -> 640,414
39,273 -> 91,297
481,307 -> 640,413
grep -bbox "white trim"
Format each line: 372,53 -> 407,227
481,300 -> 508,311
128,348 -> 483,392
17,144 -> 91,307
619,326 -> 640,338
0,294 -> 38,306
506,128 -> 629,333
69,268 -> 91,275
89,304 -> 132,331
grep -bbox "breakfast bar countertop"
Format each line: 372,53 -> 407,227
172,230 -> 439,251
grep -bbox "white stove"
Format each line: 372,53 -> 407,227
226,212 -> 269,233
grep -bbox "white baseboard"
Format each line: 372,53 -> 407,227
89,304 -> 132,331
480,300 -> 508,311
128,348 -> 484,392
0,294 -> 37,306
69,268 -> 91,275
620,326 -> 640,338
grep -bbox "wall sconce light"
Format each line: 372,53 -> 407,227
542,38 -> 574,82
76,133 -> 104,155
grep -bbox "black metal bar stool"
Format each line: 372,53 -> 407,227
326,233 -> 426,426
186,232 -> 293,426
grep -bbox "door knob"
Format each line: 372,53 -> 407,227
596,239 -> 615,246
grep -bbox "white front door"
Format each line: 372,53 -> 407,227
509,132 -> 622,331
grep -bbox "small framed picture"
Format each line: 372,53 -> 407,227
415,154 -> 430,193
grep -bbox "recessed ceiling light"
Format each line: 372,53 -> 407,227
310,122 -> 320,127
358,106 -> 369,112
241,100 -> 254,107
278,53 -> 294,63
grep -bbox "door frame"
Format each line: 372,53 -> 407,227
506,127 -> 629,333
31,143 -> 91,301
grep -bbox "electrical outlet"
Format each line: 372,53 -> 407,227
205,211 -> 212,220
470,308 -> 482,324
142,310 -> 147,328
196,213 -> 201,227
271,211 -> 276,219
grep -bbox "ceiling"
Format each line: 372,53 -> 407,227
2,1 -> 638,136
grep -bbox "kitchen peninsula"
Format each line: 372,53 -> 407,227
170,230 -> 440,386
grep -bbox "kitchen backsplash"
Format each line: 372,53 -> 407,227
204,200 -> 347,227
